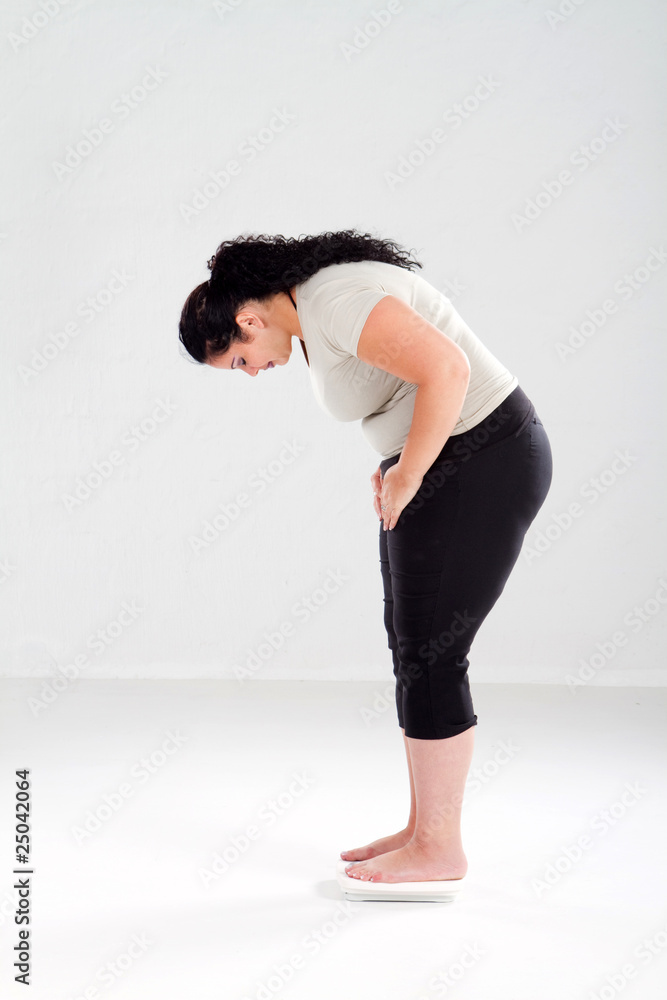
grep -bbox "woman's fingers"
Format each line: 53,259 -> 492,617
371,466 -> 383,520
373,487 -> 382,519
377,464 -> 423,531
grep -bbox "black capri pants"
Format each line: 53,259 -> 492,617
379,384 -> 553,740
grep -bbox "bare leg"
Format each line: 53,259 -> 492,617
340,728 -> 416,861
344,726 -> 474,883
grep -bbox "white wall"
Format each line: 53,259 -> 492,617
1,0 -> 665,687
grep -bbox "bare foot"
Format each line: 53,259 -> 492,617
340,828 -> 414,862
344,841 -> 467,883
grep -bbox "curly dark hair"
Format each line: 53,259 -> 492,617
178,228 -> 423,363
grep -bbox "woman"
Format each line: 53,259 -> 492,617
178,229 -> 553,891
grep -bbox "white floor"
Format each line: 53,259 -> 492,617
0,678 -> 665,1000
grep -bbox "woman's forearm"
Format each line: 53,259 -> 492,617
396,366 -> 471,480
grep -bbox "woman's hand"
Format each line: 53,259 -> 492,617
371,464 -> 424,531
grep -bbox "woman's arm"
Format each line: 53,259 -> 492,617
396,371 -> 470,479
356,295 -> 472,480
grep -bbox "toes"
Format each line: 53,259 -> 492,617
345,863 -> 381,882
350,866 -> 374,880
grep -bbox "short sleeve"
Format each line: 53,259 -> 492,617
309,280 -> 390,358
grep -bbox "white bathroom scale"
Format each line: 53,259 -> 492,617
336,859 -> 466,902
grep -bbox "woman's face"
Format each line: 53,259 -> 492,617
206,332 -> 290,375
205,291 -> 298,376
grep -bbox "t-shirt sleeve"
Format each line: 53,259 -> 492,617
310,280 -> 390,359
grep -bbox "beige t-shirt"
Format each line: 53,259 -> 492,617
295,259 -> 518,460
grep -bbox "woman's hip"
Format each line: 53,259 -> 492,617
382,390 -> 553,543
